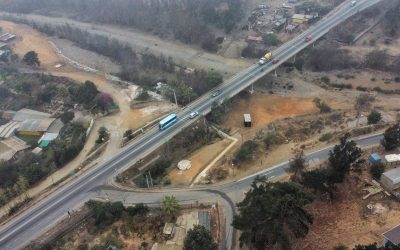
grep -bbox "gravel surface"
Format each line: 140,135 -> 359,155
51,38 -> 121,74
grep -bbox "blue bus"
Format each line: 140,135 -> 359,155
159,113 -> 177,130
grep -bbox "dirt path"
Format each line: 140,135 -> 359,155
0,13 -> 252,76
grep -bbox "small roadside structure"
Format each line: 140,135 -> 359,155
177,160 -> 192,171
381,168 -> 400,190
385,154 -> 400,166
369,153 -> 382,165
247,35 -> 263,43
383,224 -> 400,247
292,14 -> 309,24
163,222 -> 175,239
244,114 -> 252,127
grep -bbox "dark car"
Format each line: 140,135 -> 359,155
305,35 -> 312,42
272,59 -> 280,64
212,89 -> 221,97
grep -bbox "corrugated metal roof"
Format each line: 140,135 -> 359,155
13,108 -> 51,122
18,118 -> 55,132
0,121 -> 20,138
383,224 -> 400,245
382,168 -> 400,184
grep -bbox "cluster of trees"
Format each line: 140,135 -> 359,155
86,200 -> 149,230
22,51 -> 40,66
184,225 -> 217,250
207,100 -> 230,124
382,4 -> 400,37
233,177 -> 313,250
0,123 -> 86,206
300,134 -> 364,198
1,0 -> 244,48
233,134 -> 368,249
381,123 -> 400,151
234,140 -> 258,164
161,70 -> 224,105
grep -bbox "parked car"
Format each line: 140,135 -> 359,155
189,111 -> 199,119
305,35 -> 312,42
212,89 -> 221,97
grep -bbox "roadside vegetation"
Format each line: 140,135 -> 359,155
0,0 -> 244,49
233,134 -> 368,249
2,17 -> 225,105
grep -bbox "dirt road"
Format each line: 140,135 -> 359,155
1,13 -> 253,76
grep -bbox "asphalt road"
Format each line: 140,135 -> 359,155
95,133 -> 384,249
0,0 -> 384,249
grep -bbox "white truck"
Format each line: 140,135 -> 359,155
350,0 -> 357,7
258,52 -> 273,65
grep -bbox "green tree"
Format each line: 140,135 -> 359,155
60,111 -> 75,124
162,195 -> 179,218
367,110 -> 382,124
263,33 -> 281,46
184,225 -> 216,250
334,244 -> 349,250
370,163 -> 385,180
207,72 -> 223,87
13,176 -> 29,198
301,168 -> 333,197
71,80 -> 99,104
22,51 -> 40,66
381,123 -> 400,151
232,179 -> 313,250
328,133 -> 363,183
234,140 -> 258,164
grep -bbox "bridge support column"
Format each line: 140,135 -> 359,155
274,70 -> 278,77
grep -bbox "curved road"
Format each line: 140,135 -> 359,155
0,1 -> 384,249
95,133 -> 384,249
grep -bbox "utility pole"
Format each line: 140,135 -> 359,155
145,174 -> 150,188
173,90 -> 178,106
148,171 -> 153,187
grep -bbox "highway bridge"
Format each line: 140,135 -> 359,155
0,0 -> 384,249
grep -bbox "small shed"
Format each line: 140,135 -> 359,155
383,224 -> 400,246
381,168 -> 400,190
385,154 -> 400,166
162,223 -> 175,239
368,153 -> 381,165
244,114 -> 252,127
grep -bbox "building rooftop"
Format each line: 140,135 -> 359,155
385,154 -> 400,163
382,168 -> 400,184
18,118 -> 56,132
0,136 -> 29,161
383,224 -> 400,246
0,121 -> 20,138
13,108 -> 51,122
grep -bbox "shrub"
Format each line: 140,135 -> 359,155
321,76 -> 330,84
234,140 -> 258,164
356,86 -> 368,92
370,163 -> 385,179
319,133 -> 333,142
367,110 -> 382,124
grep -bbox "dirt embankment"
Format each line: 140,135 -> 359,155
1,13 -> 253,76
0,20 -> 172,130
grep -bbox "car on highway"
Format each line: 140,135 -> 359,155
272,59 -> 280,64
189,111 -> 199,119
212,89 -> 221,97
350,0 -> 357,7
305,35 -> 312,42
